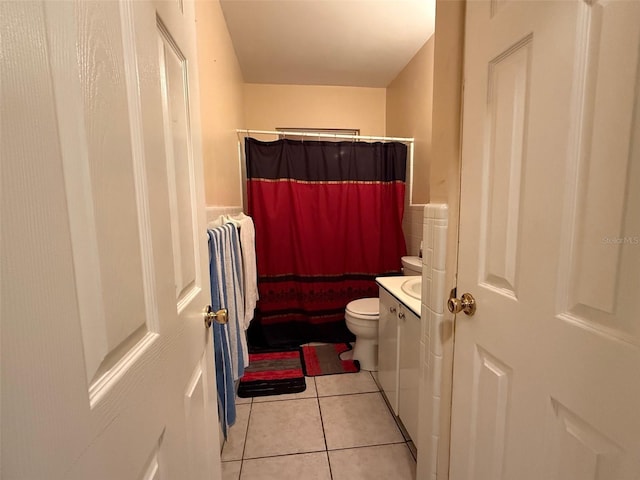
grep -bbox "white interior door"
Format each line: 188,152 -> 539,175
450,1 -> 640,478
1,1 -> 221,479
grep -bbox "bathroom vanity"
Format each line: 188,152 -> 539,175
376,276 -> 422,445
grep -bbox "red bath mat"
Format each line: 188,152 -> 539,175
237,349 -> 306,398
300,343 -> 360,377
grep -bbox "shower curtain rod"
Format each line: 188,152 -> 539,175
235,129 -> 416,211
236,129 -> 414,144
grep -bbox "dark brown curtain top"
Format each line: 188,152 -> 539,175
245,138 -> 407,183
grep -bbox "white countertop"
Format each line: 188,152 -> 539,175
376,275 -> 421,317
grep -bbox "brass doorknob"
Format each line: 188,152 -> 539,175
447,291 -> 476,316
204,306 -> 228,328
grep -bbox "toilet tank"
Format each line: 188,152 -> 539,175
401,256 -> 423,276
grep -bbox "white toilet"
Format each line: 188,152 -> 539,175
345,298 -> 380,371
344,256 -> 423,371
401,255 -> 423,276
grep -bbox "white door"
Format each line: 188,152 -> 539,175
1,1 -> 221,479
450,1 -> 640,479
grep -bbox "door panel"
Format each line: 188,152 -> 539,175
1,0 -> 220,478
451,1 -> 640,479
480,35 -> 531,298
543,398 -> 625,480
184,346 -> 219,480
466,346 -> 511,479
557,0 -> 640,342
76,0 -> 152,385
157,19 -> 199,305
141,449 -> 164,480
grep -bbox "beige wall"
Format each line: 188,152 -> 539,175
243,84 -> 386,137
195,0 -> 246,207
431,0 -> 465,308
430,5 -> 465,207
386,38 -> 435,206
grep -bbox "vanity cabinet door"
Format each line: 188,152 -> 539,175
398,305 -> 421,444
378,288 -> 399,414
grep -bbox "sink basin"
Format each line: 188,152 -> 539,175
401,278 -> 422,300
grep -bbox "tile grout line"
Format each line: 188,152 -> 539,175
237,398 -> 253,477
246,383 -> 380,403
315,378 -> 334,480
237,439 -> 410,462
407,440 -> 417,461
241,448 -> 329,462
327,440 -> 408,453
325,450 -> 333,480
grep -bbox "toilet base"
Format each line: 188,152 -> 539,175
352,337 -> 378,371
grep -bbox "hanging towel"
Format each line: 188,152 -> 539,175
207,230 -> 235,439
208,214 -> 225,228
222,223 -> 248,377
210,213 -> 259,330
235,213 -> 258,329
209,224 -> 248,380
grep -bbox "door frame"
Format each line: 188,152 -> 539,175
415,1 -> 466,479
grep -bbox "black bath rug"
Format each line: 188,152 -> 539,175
237,348 -> 306,398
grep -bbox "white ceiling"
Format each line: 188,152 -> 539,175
219,0 -> 436,88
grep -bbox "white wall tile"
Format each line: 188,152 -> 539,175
430,395 -> 441,439
431,354 -> 443,398
421,308 -> 430,343
422,358 -> 430,385
429,434 -> 439,478
430,269 -> 447,315
418,203 -> 449,480
424,277 -> 432,306
410,234 -> 422,257
424,219 -> 434,250
429,313 -> 444,358
433,226 -> 447,270
419,387 -> 434,442
403,205 -> 426,257
207,205 -> 243,224
424,248 -> 433,272
430,204 -> 448,220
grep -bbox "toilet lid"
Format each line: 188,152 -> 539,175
346,298 -> 379,316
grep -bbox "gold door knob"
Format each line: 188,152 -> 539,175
447,290 -> 476,316
204,306 -> 228,328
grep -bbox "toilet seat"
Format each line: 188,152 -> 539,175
346,298 -> 379,320
345,297 -> 379,371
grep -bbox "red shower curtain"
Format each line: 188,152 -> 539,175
246,138 -> 407,346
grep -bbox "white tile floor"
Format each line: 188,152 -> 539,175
221,370 -> 417,480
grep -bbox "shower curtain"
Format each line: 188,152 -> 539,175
246,137 -> 407,346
